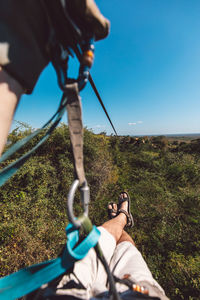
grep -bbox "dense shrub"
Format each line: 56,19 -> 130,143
0,126 -> 200,299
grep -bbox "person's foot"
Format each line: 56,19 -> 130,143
118,192 -> 129,211
108,202 -> 118,219
118,192 -> 134,228
108,192 -> 134,227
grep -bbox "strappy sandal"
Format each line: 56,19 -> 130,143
108,202 -> 118,219
118,192 -> 134,228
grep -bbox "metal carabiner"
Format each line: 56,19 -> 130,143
67,180 -> 90,228
52,37 -> 94,93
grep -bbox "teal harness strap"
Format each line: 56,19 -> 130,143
0,94 -> 67,187
0,223 -> 100,300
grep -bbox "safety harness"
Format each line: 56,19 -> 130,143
0,2 -> 159,299
0,2 -> 120,298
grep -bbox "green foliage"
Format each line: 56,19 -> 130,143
0,126 -> 200,300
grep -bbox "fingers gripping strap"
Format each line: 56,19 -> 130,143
0,225 -> 100,300
66,83 -> 85,185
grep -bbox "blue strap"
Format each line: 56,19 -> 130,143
0,94 -> 67,187
0,224 -> 100,300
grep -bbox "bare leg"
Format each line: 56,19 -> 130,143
0,66 -> 23,155
102,193 -> 132,243
103,193 -> 135,245
102,208 -> 127,243
117,230 -> 135,246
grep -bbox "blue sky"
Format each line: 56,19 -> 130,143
14,0 -> 200,136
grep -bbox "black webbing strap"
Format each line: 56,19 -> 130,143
95,244 -> 121,300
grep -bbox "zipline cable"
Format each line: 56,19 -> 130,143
88,74 -> 118,136
71,39 -> 118,136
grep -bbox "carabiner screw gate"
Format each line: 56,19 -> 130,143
80,181 -> 90,216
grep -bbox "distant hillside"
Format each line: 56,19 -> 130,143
131,133 -> 200,143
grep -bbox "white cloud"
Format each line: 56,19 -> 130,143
94,125 -> 106,128
128,121 -> 143,126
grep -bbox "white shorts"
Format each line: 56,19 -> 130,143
40,227 -> 170,300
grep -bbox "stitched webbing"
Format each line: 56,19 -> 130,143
66,82 -> 85,185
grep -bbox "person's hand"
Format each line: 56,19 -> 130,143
66,0 -> 110,41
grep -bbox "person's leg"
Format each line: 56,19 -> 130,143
0,67 -> 23,155
102,201 -> 127,242
107,197 -> 169,299
117,230 -> 135,246
104,192 -> 134,243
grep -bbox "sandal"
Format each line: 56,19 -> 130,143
108,202 -> 118,219
118,192 -> 134,228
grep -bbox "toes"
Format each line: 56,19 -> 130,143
119,193 -> 124,199
121,201 -> 128,211
108,203 -> 118,218
113,203 -> 117,211
119,192 -> 127,200
119,192 -> 129,211
122,192 -> 128,198
108,204 -> 112,210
